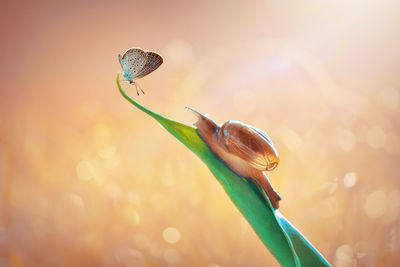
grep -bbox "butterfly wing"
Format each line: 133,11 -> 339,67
118,53 -> 131,80
121,48 -> 147,82
135,51 -> 163,79
118,54 -> 124,69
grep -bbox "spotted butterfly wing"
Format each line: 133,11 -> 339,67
118,48 -> 163,83
119,48 -> 148,82
135,51 -> 163,79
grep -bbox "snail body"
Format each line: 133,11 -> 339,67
186,107 -> 281,209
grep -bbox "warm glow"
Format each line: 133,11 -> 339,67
0,0 -> 399,266
162,227 -> 181,244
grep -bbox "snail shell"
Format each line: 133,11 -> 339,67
186,107 -> 281,209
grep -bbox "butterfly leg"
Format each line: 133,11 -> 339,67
132,82 -> 140,96
137,82 -> 145,95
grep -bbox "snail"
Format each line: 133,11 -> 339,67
186,107 -> 281,209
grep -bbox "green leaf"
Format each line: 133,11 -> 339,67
117,74 -> 331,267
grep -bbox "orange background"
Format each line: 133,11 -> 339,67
1,1 -> 400,266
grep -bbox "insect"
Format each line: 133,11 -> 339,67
118,47 -> 163,95
186,107 -> 281,209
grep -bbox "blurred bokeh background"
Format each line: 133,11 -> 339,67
1,0 -> 399,266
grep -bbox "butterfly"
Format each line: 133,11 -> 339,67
118,47 -> 163,95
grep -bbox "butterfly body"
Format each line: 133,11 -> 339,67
118,48 -> 163,95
